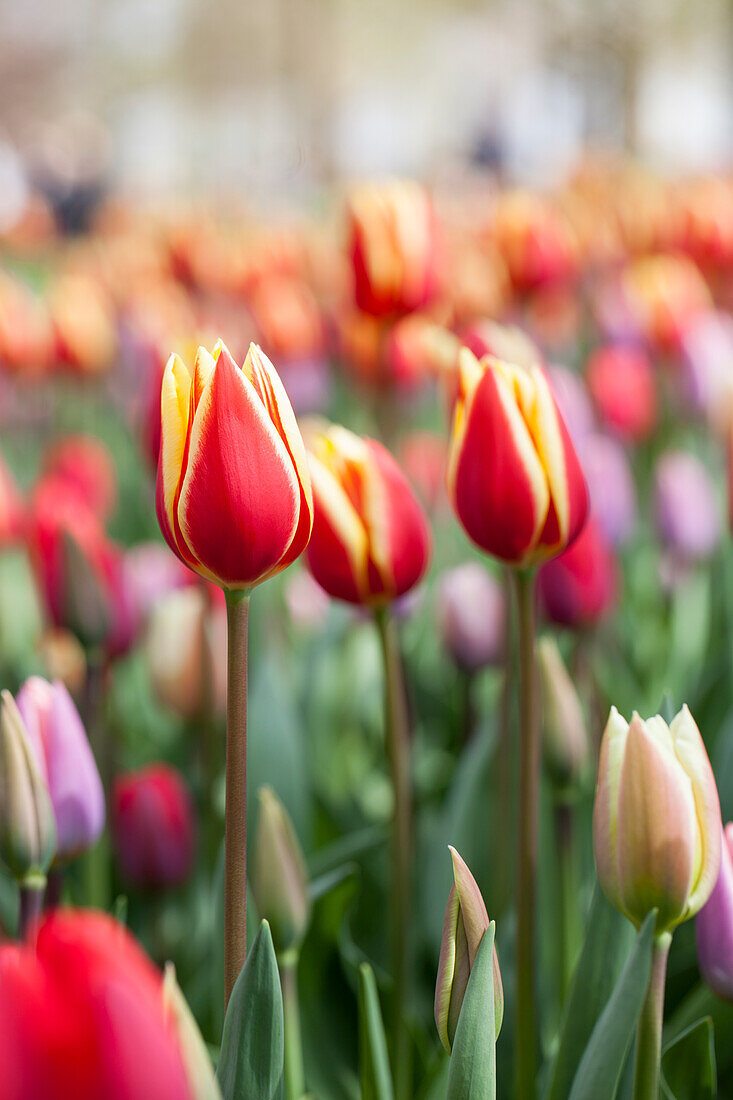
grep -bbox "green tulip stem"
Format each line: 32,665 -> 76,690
18,874 -> 45,939
280,951 -> 306,1100
514,567 -> 539,1100
224,589 -> 250,1010
633,933 -> 671,1100
374,606 -> 412,1100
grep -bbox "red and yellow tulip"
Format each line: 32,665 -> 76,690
305,422 -> 431,605
447,348 -> 589,567
156,341 -> 313,590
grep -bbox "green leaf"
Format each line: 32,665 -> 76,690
568,911 -> 656,1100
358,963 -> 394,1100
546,883 -> 636,1100
447,921 -> 497,1100
216,920 -> 284,1100
661,1017 -> 716,1100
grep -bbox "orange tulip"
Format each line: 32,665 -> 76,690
305,422 -> 431,605
156,341 -> 313,590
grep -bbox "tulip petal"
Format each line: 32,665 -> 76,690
155,355 -> 193,563
306,453 -> 371,603
434,884 -> 460,1052
696,822 -> 733,1000
670,706 -> 722,916
363,439 -> 431,600
593,707 -> 629,915
177,346 -> 300,588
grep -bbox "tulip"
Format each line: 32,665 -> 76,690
537,637 -> 588,790
491,190 -> 578,293
399,431 -> 448,513
251,786 -> 310,956
163,963 -> 222,1100
619,253 -> 712,354
0,451 -> 26,545
41,435 -> 117,522
436,563 -> 505,673
305,422 -> 431,606
461,318 -> 542,371
538,518 -> 618,629
112,764 -> 195,890
546,364 -> 595,446
578,433 -> 637,546
0,689 -> 56,887
15,676 -> 104,862
146,585 -> 227,720
49,274 -> 117,375
585,345 -> 656,442
0,910 -> 192,1100
37,629 -> 87,696
696,823 -> 733,1002
347,180 -> 437,317
447,348 -> 589,568
122,541 -> 193,635
653,450 -> 721,564
283,568 -> 330,632
435,846 -> 503,1053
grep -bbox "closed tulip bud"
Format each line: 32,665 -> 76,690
0,451 -> 26,545
537,637 -> 588,789
585,345 -> 656,443
538,518 -> 618,629
447,348 -> 589,567
653,450 -> 721,563
112,764 -> 195,890
251,786 -> 310,955
156,341 -> 313,591
593,706 -> 721,934
146,586 -> 227,720
696,823 -> 733,1002
578,433 -> 637,547
0,690 -> 56,882
436,564 -> 505,672
305,422 -> 431,606
435,846 -> 503,1053
163,963 -> 223,1100
15,676 -> 104,862
41,435 -> 117,522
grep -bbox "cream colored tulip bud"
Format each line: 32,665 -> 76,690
593,705 -> 722,934
538,636 -> 589,790
434,846 -> 503,1053
0,689 -> 56,882
146,587 -> 226,720
250,786 -> 310,956
163,963 -> 223,1100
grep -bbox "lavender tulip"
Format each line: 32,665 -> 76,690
653,450 -> 721,563
579,433 -> 637,546
436,563 -> 505,673
697,823 -> 733,1001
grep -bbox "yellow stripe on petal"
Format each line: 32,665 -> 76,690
524,365 -> 570,546
160,353 -> 192,537
309,453 -> 371,597
192,345 -> 218,410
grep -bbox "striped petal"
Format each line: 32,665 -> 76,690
155,354 -> 193,564
670,706 -> 722,917
306,453 -> 371,604
364,439 -> 431,600
593,707 -> 629,916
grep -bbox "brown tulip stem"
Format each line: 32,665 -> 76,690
374,607 -> 412,1100
18,875 -> 45,940
555,801 -> 579,1004
514,567 -> 539,1100
280,952 -> 306,1100
224,589 -> 250,1010
633,933 -> 671,1100
495,567 -> 515,914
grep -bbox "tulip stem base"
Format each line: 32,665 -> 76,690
224,589 -> 250,1010
18,876 -> 45,939
375,607 -> 412,1100
280,953 -> 306,1100
633,933 -> 671,1100
514,567 -> 538,1100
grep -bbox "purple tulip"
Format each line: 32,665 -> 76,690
680,311 -> 733,421
15,676 -> 105,861
697,824 -> 733,1001
436,564 -> 505,673
547,364 -> 595,446
579,433 -> 638,546
653,450 -> 721,563
122,542 -> 192,635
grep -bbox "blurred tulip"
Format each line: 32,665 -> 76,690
679,311 -> 733,421
578,433 -> 637,546
156,341 -> 313,590
0,690 -> 56,882
251,786 -> 310,955
399,430 -> 448,512
16,676 -> 104,862
696,823 -> 733,1002
653,450 -> 721,563
461,318 -> 541,370
249,274 -> 325,363
491,190 -> 578,293
546,364 -> 595,446
585,345 -> 656,442
0,910 -> 192,1100
163,964 -> 222,1100
112,764 -> 195,889
37,629 -> 87,695
145,586 -> 227,720
435,846 -> 503,1052
0,451 -> 26,545
436,563 -> 505,672
283,568 -> 330,632
538,518 -> 617,629
537,637 -> 588,789
447,348 -> 588,567
593,705 -> 721,933
618,254 -> 712,354
41,435 -> 117,521
50,274 -> 117,375
122,541 -> 192,634
347,180 -> 437,316
305,422 -> 431,605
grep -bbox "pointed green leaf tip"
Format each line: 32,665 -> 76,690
216,920 -> 284,1100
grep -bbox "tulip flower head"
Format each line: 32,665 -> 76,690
305,422 -> 431,606
538,518 -> 618,629
447,348 -> 589,567
696,823 -> 733,1002
251,786 -> 310,956
156,340 -> 313,591
436,563 -> 505,672
435,846 -> 503,1053
0,690 -> 56,883
112,764 -> 195,890
593,706 -> 721,934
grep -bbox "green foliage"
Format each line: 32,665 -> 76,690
358,963 -> 394,1100
661,1017 -> 716,1100
447,923 -> 498,1100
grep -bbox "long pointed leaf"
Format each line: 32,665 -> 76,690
358,962 -> 394,1100
661,1017 -> 716,1100
447,921 -> 497,1100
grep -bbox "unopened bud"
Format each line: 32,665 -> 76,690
538,637 -> 589,791
163,963 -> 223,1100
251,786 -> 310,956
0,689 -> 56,882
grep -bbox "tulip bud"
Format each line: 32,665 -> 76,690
112,764 -> 195,890
434,846 -> 503,1053
537,637 -> 588,790
538,518 -> 618,629
15,676 -> 105,862
146,586 -> 227,720
163,963 -> 223,1100
251,786 -> 310,956
0,690 -> 56,882
696,823 -> 733,1002
436,564 -> 505,673
593,706 -> 722,934
585,345 -> 656,442
578,433 -> 637,547
653,450 -> 721,564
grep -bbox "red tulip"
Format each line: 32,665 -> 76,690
0,910 -> 192,1100
156,341 -> 313,590
538,517 -> 617,628
447,348 -> 589,567
491,191 -> 578,293
585,345 -> 656,442
112,764 -> 195,889
0,451 -> 26,545
41,435 -> 117,522
305,422 -> 431,605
